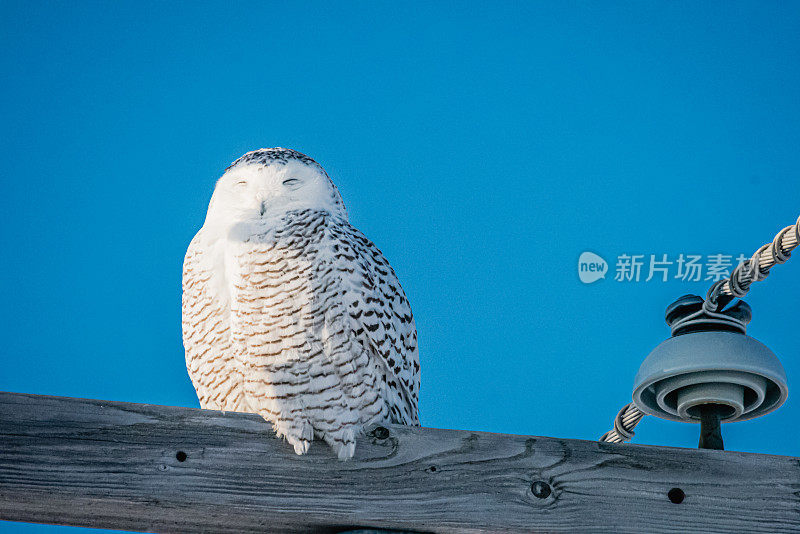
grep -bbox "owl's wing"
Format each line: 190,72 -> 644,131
182,231 -> 248,412
335,221 -> 420,425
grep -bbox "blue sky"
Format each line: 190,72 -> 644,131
2,2 -> 799,531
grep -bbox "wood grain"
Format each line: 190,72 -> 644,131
0,392 -> 798,533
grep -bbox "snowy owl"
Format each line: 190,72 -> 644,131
182,148 -> 420,459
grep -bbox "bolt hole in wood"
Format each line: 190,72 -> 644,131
428,466 -> 437,473
668,488 -> 685,504
531,481 -> 551,499
176,451 -> 187,462
372,426 -> 390,440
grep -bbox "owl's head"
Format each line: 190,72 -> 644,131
204,148 -> 347,227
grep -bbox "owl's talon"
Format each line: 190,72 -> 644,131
292,439 -> 311,455
335,441 -> 356,460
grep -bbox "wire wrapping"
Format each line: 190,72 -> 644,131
600,402 -> 645,443
704,215 -> 800,312
599,215 -> 800,444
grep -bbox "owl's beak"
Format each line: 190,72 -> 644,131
259,201 -> 267,216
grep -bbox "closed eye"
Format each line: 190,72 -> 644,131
234,180 -> 247,188
282,178 -> 301,187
